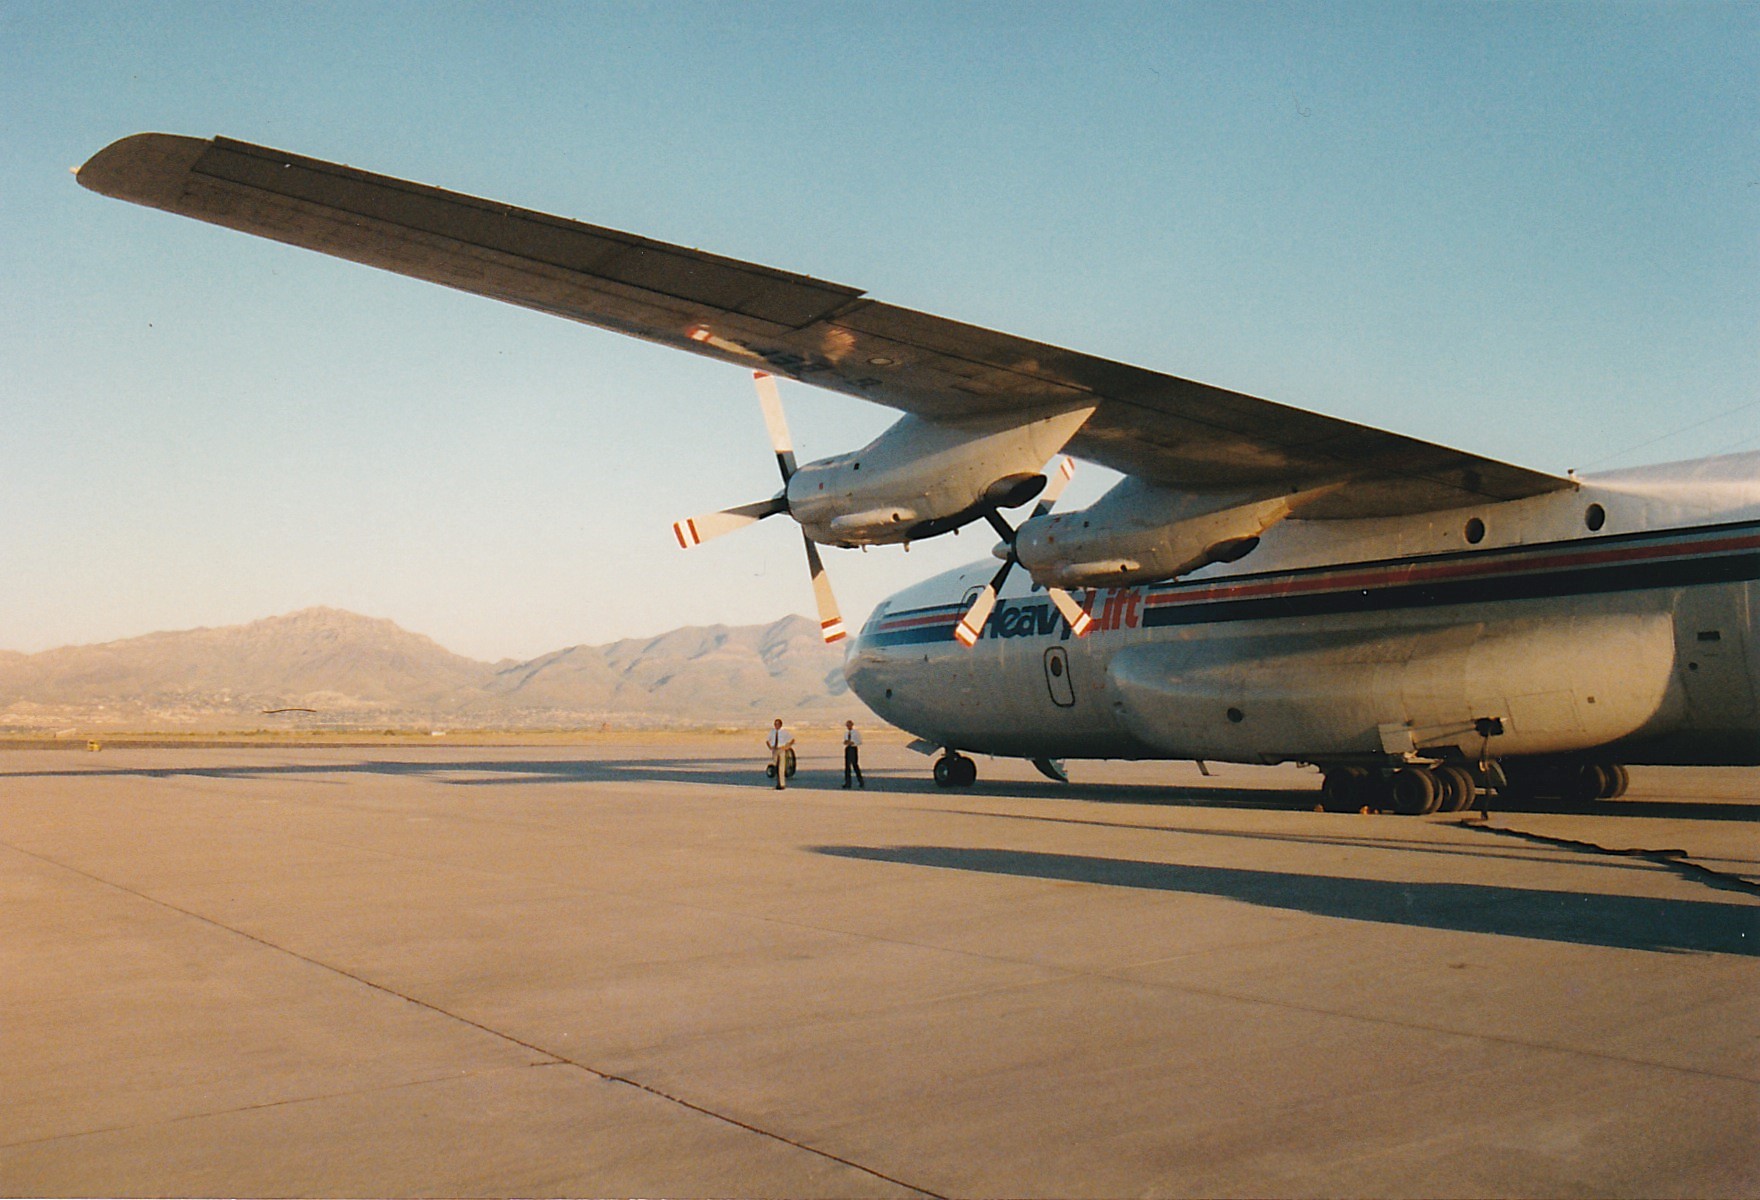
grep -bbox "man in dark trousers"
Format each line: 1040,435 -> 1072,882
842,720 -> 865,789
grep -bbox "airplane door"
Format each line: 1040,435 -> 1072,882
1044,646 -> 1076,707
1675,586 -> 1758,721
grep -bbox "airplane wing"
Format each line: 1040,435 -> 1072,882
77,133 -> 1571,518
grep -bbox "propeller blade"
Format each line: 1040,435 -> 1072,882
672,495 -> 788,549
753,371 -> 798,482
1033,456 -> 1076,517
954,558 -> 1017,648
1047,587 -> 1093,637
802,535 -> 847,643
953,586 -> 997,648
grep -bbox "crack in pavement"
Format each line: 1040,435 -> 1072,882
1455,819 -> 1760,897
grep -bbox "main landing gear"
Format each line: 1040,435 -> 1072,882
933,752 -> 978,788
1497,759 -> 1631,803
1321,758 -> 1632,814
1320,763 -> 1480,815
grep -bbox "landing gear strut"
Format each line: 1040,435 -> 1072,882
933,753 -> 977,788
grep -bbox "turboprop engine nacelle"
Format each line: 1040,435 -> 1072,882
1015,478 -> 1320,589
787,405 -> 1095,546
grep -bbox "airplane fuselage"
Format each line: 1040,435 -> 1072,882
847,452 -> 1760,770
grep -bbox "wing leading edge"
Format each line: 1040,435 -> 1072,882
78,133 -> 1570,518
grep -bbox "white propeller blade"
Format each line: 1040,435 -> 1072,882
672,496 -> 787,549
753,371 -> 798,481
1035,456 -> 1076,515
953,584 -> 999,647
1047,586 -> 1093,637
803,536 -> 846,643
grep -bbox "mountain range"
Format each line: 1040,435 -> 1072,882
0,608 -> 867,730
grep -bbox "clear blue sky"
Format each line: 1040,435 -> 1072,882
4,1 -> 1755,660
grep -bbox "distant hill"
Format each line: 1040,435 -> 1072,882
0,608 -> 865,730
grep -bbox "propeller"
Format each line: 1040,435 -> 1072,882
671,372 -> 847,644
952,456 -> 1092,647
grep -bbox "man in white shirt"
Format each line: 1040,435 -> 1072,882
842,720 -> 864,789
765,719 -> 795,789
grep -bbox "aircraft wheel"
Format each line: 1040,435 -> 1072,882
1320,768 -> 1368,812
1496,760 -> 1544,802
951,754 -> 978,787
1359,771 -> 1395,811
1602,764 -> 1631,799
1563,762 -> 1611,804
1435,764 -> 1477,813
933,756 -> 957,788
784,747 -> 797,779
1390,766 -> 1442,816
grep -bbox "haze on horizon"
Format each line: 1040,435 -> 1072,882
6,2 -> 1755,661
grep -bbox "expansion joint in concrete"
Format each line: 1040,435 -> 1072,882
0,836 -> 948,1200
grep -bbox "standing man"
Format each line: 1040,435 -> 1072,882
842,719 -> 864,789
766,718 -> 795,789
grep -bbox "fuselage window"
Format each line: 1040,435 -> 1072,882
1043,647 -> 1076,707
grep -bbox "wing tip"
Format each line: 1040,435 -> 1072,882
76,132 -> 209,206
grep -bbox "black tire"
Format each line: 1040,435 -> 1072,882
765,763 -> 777,778
1603,764 -> 1631,799
1435,764 -> 1476,813
1359,771 -> 1395,812
1390,767 -> 1442,816
784,748 -> 797,778
933,756 -> 957,788
1563,762 -> 1610,804
1496,760 -> 1544,803
1320,768 -> 1367,812
951,754 -> 978,788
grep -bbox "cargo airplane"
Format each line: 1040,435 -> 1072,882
78,134 -> 1760,813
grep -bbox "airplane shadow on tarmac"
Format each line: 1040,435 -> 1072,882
815,844 -> 1760,957
1,756 -> 1330,808
8,756 -> 1760,822
0,757 -> 780,789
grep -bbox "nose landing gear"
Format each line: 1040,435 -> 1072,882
933,753 -> 978,788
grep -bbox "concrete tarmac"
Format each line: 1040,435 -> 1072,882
1,738 -> 1755,1198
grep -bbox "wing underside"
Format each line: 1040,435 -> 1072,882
78,133 -> 1570,518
